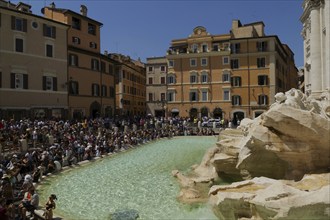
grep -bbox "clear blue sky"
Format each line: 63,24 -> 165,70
15,0 -> 304,67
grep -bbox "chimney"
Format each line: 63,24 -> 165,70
232,19 -> 242,30
50,2 -> 55,8
80,5 -> 87,16
104,50 -> 108,56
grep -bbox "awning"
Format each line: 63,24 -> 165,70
171,108 -> 179,113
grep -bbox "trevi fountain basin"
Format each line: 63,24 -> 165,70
38,89 -> 330,220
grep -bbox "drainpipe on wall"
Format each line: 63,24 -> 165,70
247,39 -> 251,118
99,54 -> 103,117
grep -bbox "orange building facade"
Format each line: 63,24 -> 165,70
110,54 -> 146,117
0,1 -> 69,120
43,3 -> 116,119
166,21 -> 297,124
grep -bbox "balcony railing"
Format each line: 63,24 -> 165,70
167,47 -> 230,55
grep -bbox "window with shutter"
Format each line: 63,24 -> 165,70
70,81 -> 79,95
232,77 -> 241,87
257,58 -> 266,68
201,58 -> 208,66
258,75 -> 268,85
161,77 -> 165,84
69,54 -> 78,66
258,95 -> 268,105
232,95 -> 241,106
231,59 -> 239,69
72,17 -> 81,30
223,90 -> 230,101
222,73 -> 230,82
257,41 -> 267,52
43,24 -> 56,38
15,38 -> 24,52
46,44 -> 53,57
231,43 -> 240,54
91,59 -> 99,70
102,85 -> 107,96
101,62 -> 106,72
23,74 -> 28,89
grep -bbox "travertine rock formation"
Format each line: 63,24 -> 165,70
216,89 -> 330,180
173,89 -> 330,219
209,173 -> 330,220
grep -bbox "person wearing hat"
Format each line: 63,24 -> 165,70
43,194 -> 57,220
20,175 -> 33,196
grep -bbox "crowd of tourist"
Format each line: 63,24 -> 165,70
0,115 -> 220,219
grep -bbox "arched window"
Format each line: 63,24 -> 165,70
213,108 -> 222,119
167,74 -> 176,84
191,44 -> 198,53
189,108 -> 198,119
201,107 -> 209,118
190,71 -> 198,83
201,71 -> 208,83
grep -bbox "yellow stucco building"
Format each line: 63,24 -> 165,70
43,3 -> 116,119
166,20 -> 297,124
0,1 -> 69,119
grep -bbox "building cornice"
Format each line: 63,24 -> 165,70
300,0 -> 324,23
0,5 -> 70,28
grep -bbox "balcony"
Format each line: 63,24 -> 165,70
167,47 -> 230,57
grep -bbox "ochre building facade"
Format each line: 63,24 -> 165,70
111,54 -> 146,117
0,1 -> 69,120
43,3 -> 116,119
166,20 -> 297,124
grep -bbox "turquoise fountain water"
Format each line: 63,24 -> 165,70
38,136 -> 219,219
